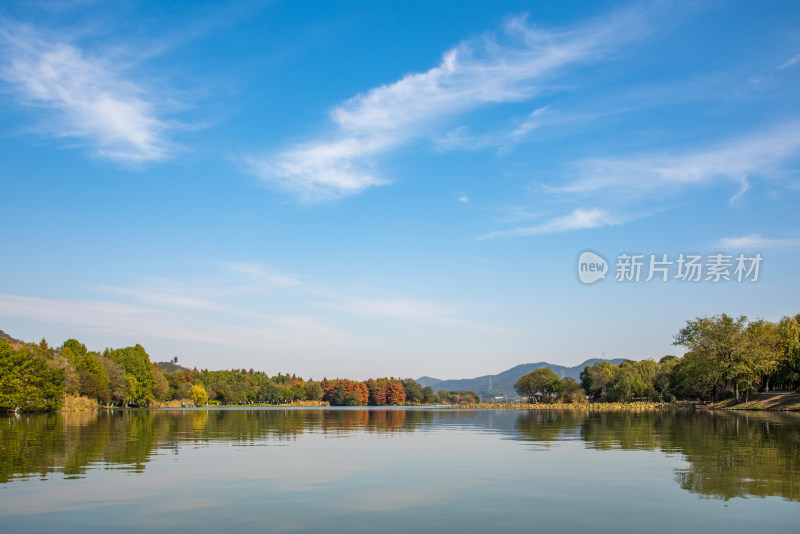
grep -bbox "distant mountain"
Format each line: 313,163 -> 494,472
417,358 -> 625,398
415,376 -> 443,388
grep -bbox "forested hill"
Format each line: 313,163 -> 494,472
419,358 -> 625,398
0,330 -> 24,345
155,361 -> 190,373
415,376 -> 443,388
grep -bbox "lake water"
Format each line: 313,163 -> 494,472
1,408 -> 798,532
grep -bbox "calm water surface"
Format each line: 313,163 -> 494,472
1,408 -> 798,532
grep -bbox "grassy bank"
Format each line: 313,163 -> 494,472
706,392 -> 800,411
453,401 -> 684,411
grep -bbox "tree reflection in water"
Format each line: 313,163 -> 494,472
2,408 -> 799,502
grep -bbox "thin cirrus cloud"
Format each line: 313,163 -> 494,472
219,261 -> 302,290
548,120 -> 800,202
0,24 -> 174,164
93,262 -> 304,312
778,54 -> 800,70
314,295 -> 516,334
0,292 -> 358,351
246,7 -> 655,202
83,261 -> 508,337
716,234 -> 800,250
511,105 -> 551,137
95,285 -> 223,311
477,207 -> 620,240
479,121 -> 800,241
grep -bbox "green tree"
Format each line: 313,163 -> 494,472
607,362 -> 648,401
739,320 -> 781,400
775,315 -> 800,389
104,345 -> 156,405
580,361 -> 617,400
258,382 -> 287,404
331,384 -> 347,406
0,340 -> 65,411
674,314 -> 782,401
99,355 -> 130,404
153,367 -> 170,402
515,367 -> 560,403
400,378 -> 423,404
304,381 -> 324,401
75,352 -> 111,402
556,377 -> 585,403
655,355 -> 679,400
62,339 -> 87,359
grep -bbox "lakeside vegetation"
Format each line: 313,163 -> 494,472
1,311 -> 798,412
510,313 -> 800,407
0,334 -> 477,412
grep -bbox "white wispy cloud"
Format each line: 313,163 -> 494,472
477,207 -> 620,239
315,295 -> 515,334
716,234 -> 800,249
219,261 -> 301,289
433,106 -> 556,153
87,261 -> 508,335
0,292 -> 359,351
95,286 -> 223,311
93,262 -> 303,312
547,120 -> 800,202
320,296 -> 457,322
0,24 -> 175,164
778,54 -> 800,70
511,105 -> 551,137
458,195 -> 470,204
247,7 -> 654,201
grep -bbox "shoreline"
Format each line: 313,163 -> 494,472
701,392 -> 800,412
454,402 -> 687,411
16,396 -> 800,414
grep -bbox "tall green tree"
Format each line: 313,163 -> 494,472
580,361 -> 616,400
304,381 -> 324,401
104,345 -> 156,404
401,378 -> 423,404
515,367 -> 559,402
775,315 -> 800,389
674,314 -> 782,401
607,362 -> 648,401
0,340 -> 65,411
99,355 -> 130,404
75,352 -> 111,402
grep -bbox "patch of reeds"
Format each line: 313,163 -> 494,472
60,395 -> 99,412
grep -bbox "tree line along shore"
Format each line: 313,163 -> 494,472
2,312 -> 799,413
0,336 -> 478,412
505,313 -> 799,408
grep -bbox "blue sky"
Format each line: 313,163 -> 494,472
1,1 -> 799,380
